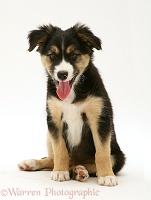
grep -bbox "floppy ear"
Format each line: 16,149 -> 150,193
73,23 -> 102,50
28,24 -> 54,52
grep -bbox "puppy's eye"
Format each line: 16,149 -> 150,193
70,53 -> 77,61
49,53 -> 56,61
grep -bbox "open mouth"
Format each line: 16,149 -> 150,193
55,74 -> 77,101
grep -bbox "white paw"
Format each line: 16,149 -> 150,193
74,165 -> 89,182
18,159 -> 38,171
50,171 -> 70,181
98,176 -> 118,186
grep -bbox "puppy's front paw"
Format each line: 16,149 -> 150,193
98,176 -> 118,186
18,159 -> 38,171
50,171 -> 70,181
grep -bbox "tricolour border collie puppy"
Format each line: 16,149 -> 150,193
18,23 -> 125,186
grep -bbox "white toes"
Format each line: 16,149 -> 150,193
98,176 -> 118,186
18,159 -> 38,171
75,165 -> 89,182
50,171 -> 70,182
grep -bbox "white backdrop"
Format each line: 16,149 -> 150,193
0,0 -> 150,199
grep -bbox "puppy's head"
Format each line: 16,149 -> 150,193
28,23 -> 102,100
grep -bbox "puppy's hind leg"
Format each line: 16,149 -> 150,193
18,157 -> 54,171
18,132 -> 54,171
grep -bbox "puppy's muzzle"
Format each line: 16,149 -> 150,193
57,71 -> 68,81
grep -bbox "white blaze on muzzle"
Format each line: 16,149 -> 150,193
54,60 -> 74,100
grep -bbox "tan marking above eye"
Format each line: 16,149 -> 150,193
48,45 -> 60,55
66,45 -> 76,54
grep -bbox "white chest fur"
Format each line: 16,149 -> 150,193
47,90 -> 103,149
61,101 -> 83,148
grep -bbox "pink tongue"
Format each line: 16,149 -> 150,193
56,81 -> 71,100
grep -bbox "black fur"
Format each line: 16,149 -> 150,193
46,105 -> 59,140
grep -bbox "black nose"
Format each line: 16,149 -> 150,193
57,71 -> 68,81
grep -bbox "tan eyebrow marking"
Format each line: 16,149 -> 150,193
66,45 -> 76,54
66,45 -> 81,55
48,45 -> 60,54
